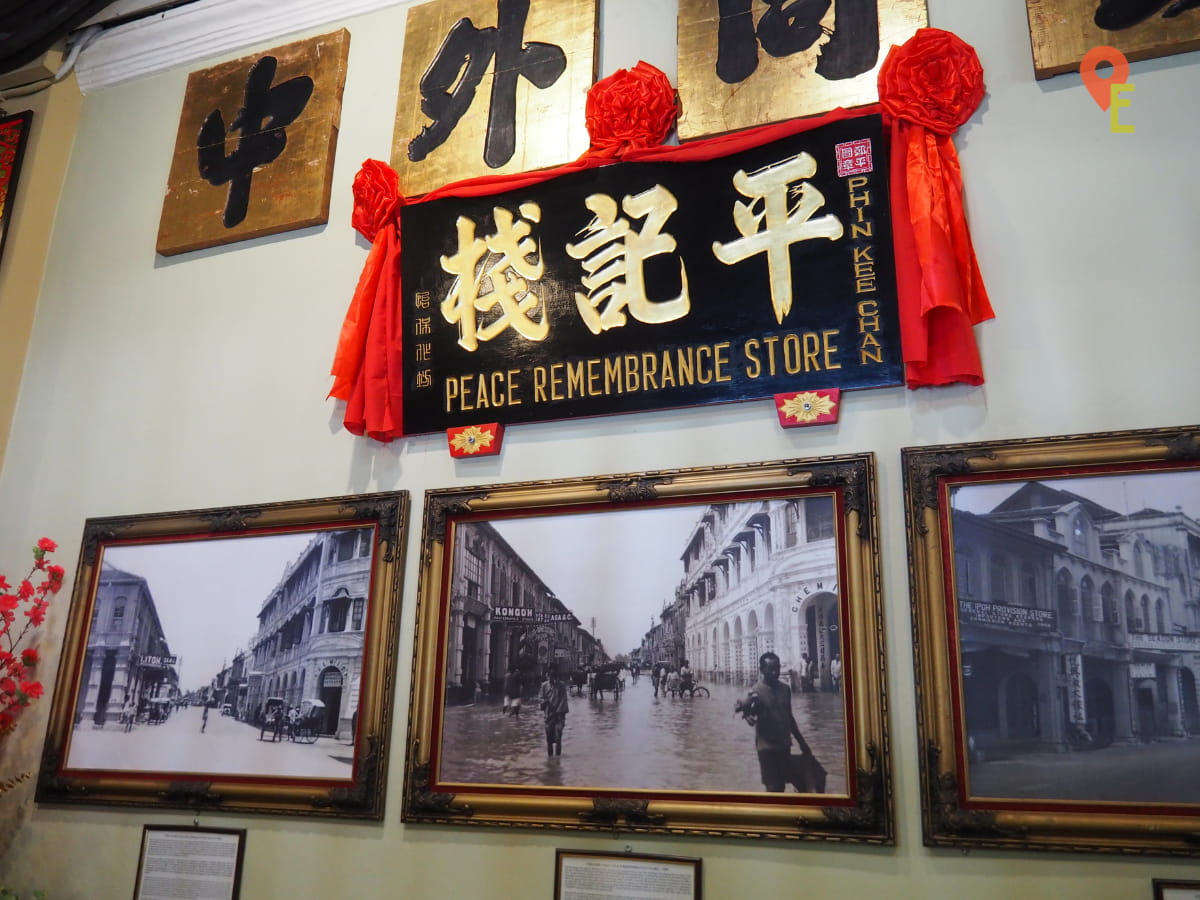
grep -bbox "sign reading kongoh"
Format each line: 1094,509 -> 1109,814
399,114 -> 899,434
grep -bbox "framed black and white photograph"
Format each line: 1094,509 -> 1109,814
903,425 -> 1200,854
403,455 -> 893,842
554,849 -> 700,900
37,492 -> 408,819
133,826 -> 246,900
1155,880 -> 1200,900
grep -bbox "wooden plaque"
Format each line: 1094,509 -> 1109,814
157,30 -> 350,257
1026,0 -> 1200,79
676,0 -> 926,141
391,0 -> 597,198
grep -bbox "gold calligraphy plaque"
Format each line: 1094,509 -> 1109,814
1025,0 -> 1200,79
676,0 -> 926,142
391,0 -> 597,199
157,30 -> 350,257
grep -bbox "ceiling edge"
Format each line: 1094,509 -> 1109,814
75,0 -> 412,93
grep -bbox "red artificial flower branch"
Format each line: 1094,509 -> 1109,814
0,539 -> 65,732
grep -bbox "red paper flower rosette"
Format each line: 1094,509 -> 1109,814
585,61 -> 679,155
878,27 -> 985,136
351,158 -> 403,242
876,27 -> 994,389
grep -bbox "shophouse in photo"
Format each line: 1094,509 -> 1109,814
244,528 -> 372,737
444,521 -> 602,702
954,482 -> 1200,759
677,497 -> 840,688
77,563 -> 176,727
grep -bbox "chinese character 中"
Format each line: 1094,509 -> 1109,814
440,202 -> 549,351
409,0 -> 567,169
564,185 -> 691,334
197,56 -> 314,228
715,0 -> 879,85
712,151 -> 844,324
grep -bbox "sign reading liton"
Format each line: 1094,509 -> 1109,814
400,114 -> 900,433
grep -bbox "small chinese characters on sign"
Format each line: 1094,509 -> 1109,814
392,0 -> 597,198
834,138 -> 874,177
676,0 -> 927,140
157,30 -> 350,256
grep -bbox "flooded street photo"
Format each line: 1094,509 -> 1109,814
440,671 -> 847,794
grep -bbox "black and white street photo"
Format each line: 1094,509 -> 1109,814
950,469 -> 1200,803
64,526 -> 375,780
434,495 -> 850,795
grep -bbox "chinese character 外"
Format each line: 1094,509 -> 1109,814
392,0 -> 596,196
409,0 -> 567,169
712,151 -> 844,323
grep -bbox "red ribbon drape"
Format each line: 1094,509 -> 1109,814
879,28 -> 994,387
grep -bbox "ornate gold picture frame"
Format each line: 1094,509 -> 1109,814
403,455 -> 893,842
904,425 -> 1200,854
37,492 -> 408,819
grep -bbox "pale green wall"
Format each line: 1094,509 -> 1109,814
2,1 -> 1199,896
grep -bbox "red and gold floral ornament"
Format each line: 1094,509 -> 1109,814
330,40 -> 994,442
447,423 -> 504,458
774,389 -> 840,428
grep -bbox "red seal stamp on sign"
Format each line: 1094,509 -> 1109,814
834,138 -> 873,177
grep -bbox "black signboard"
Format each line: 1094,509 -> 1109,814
400,114 -> 899,433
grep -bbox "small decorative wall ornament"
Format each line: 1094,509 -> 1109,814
157,30 -> 350,256
447,423 -> 505,457
775,389 -> 840,428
